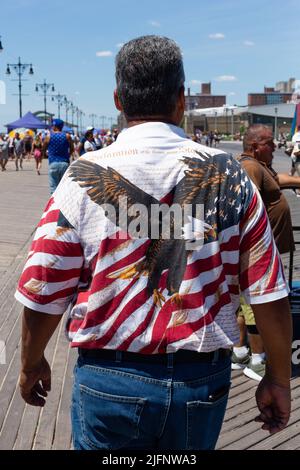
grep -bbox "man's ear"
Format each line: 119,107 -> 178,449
178,86 -> 185,113
114,90 -> 123,111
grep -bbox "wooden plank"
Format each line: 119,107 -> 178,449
274,433 -> 300,450
248,391 -> 300,450
33,321 -> 71,450
52,349 -> 77,450
227,379 -> 258,399
223,396 -> 257,421
0,313 -> 22,387
229,373 -> 250,389
0,347 -> 25,450
0,343 -> 21,433
221,401 -> 300,450
13,327 -> 60,450
218,382 -> 300,449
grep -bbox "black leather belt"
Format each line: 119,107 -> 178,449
78,348 -> 231,364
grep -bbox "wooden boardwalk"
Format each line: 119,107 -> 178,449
0,151 -> 300,450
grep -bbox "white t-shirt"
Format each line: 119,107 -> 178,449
15,122 -> 288,353
84,140 -> 96,152
292,131 -> 300,143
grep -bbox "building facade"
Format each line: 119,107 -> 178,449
248,86 -> 292,106
185,83 -> 226,111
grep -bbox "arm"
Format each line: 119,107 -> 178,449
277,173 -> 300,189
239,172 -> 292,434
20,307 -> 62,406
16,195 -> 84,407
42,136 -> 50,156
252,298 -> 292,434
67,133 -> 74,155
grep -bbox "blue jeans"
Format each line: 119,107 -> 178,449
71,352 -> 231,450
48,161 -> 69,194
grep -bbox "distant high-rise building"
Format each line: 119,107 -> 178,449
275,77 -> 296,93
185,82 -> 226,110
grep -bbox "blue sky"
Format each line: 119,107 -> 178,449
0,0 -> 299,130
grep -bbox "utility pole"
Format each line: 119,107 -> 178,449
51,92 -> 66,118
89,113 -> 97,128
274,107 -> 278,140
64,99 -> 72,125
6,57 -> 34,118
100,115 -> 106,129
35,79 -> 55,123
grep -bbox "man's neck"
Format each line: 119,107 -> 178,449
241,151 -> 255,158
126,117 -> 178,128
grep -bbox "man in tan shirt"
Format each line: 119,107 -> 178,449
232,124 -> 300,381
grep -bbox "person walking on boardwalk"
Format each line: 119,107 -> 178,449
43,118 -> 74,193
16,35 -> 292,450
13,132 -> 24,171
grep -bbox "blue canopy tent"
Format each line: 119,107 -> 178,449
5,112 -> 49,131
62,125 -> 73,133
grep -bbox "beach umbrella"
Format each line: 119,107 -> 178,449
8,128 -> 35,139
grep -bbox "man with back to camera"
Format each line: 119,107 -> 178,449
43,118 -> 74,194
16,36 -> 292,450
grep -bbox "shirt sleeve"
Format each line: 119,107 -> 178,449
239,175 -> 289,304
15,197 -> 84,315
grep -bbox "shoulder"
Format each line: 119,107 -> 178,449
240,156 -> 263,174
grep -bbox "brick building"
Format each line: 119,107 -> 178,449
185,83 -> 226,111
248,86 -> 292,106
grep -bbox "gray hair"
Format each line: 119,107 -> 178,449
243,124 -> 272,151
115,35 -> 185,118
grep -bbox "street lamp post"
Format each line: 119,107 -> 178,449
64,99 -> 72,124
224,107 -> 229,135
35,79 -> 55,123
6,57 -> 34,118
70,103 -> 76,128
52,92 -> 66,119
214,111 -> 217,132
89,113 -> 97,127
79,111 -> 85,134
231,109 -> 234,137
274,107 -> 278,140
100,115 -> 106,129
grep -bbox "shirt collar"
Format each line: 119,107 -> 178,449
116,121 -> 186,144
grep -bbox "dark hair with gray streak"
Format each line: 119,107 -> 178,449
115,35 -> 185,118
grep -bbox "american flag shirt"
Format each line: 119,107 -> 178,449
15,123 -> 288,353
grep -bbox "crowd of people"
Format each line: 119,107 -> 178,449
0,127 -> 119,169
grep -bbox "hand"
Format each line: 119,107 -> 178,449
19,356 -> 51,407
255,376 -> 291,434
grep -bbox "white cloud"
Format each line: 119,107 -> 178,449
116,43 -> 124,48
74,91 -> 80,95
228,92 -> 236,96
244,40 -> 255,46
96,51 -> 113,57
209,33 -> 225,40
149,20 -> 161,27
215,75 -> 237,82
190,80 -> 202,86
